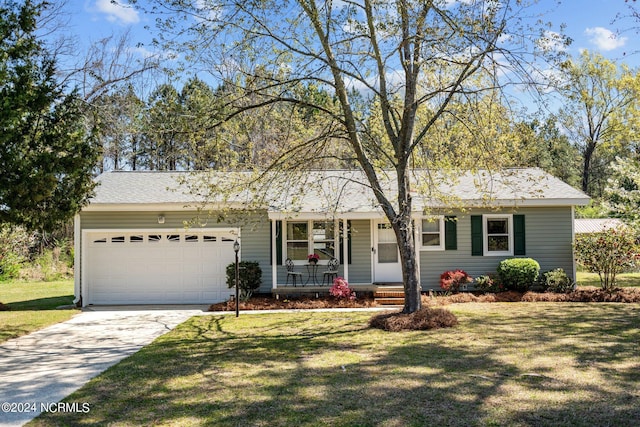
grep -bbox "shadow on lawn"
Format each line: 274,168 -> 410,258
33,307 -> 640,427
5,295 -> 74,311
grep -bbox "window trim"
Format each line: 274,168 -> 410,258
283,220 -> 337,265
483,214 -> 513,256
420,216 -> 445,251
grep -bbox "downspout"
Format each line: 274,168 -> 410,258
73,213 -> 82,306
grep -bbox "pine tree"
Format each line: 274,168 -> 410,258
0,0 -> 98,231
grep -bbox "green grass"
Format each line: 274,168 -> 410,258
576,271 -> 640,288
31,303 -> 640,427
0,279 -> 78,343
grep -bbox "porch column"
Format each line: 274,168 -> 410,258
272,219 -> 278,289
342,218 -> 349,282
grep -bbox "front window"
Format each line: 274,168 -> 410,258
286,222 -> 309,261
285,220 -> 336,263
421,217 -> 444,250
484,215 -> 513,256
312,221 -> 335,261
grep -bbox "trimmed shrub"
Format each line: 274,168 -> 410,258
496,258 -> 540,291
439,269 -> 472,293
369,307 -> 458,331
541,268 -> 575,293
226,261 -> 262,301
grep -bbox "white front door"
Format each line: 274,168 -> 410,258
373,221 -> 403,283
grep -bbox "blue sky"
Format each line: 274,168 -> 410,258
62,0 -> 640,84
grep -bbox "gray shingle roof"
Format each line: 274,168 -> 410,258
86,168 -> 590,213
574,218 -> 625,234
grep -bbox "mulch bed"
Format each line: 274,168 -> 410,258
430,287 -> 640,305
209,295 -> 379,311
369,307 -> 459,331
209,287 -> 640,312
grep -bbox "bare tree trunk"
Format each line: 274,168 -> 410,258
395,215 -> 421,313
582,140 -> 596,193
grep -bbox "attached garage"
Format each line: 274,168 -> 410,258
82,229 -> 238,305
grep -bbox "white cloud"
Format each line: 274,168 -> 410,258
94,0 -> 140,25
584,27 -> 627,51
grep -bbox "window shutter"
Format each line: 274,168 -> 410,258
274,220 -> 283,265
444,216 -> 457,250
471,215 -> 483,256
339,220 -> 352,264
513,214 -> 526,256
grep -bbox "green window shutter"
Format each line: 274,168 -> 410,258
339,220 -> 352,264
444,216 -> 457,250
274,220 -> 283,265
513,214 -> 526,256
471,215 -> 483,256
348,220 -> 352,264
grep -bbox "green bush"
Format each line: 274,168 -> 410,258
0,252 -> 24,281
496,258 -> 540,291
474,274 -> 505,293
541,268 -> 575,293
226,261 -> 262,301
574,228 -> 640,290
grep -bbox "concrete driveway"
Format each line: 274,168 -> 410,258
0,306 -> 207,427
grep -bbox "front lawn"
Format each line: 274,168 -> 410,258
0,279 -> 77,343
31,303 -> 640,426
576,271 -> 640,288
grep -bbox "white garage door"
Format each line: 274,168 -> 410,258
84,230 -> 239,305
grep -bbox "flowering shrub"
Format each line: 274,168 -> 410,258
574,228 -> 640,290
439,270 -> 472,293
330,277 -> 355,300
307,253 -> 320,263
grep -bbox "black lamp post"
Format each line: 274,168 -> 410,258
233,239 -> 240,317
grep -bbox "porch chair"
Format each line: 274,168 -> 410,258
285,258 -> 303,287
322,258 -> 340,285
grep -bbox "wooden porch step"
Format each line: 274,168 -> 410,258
373,290 -> 405,306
